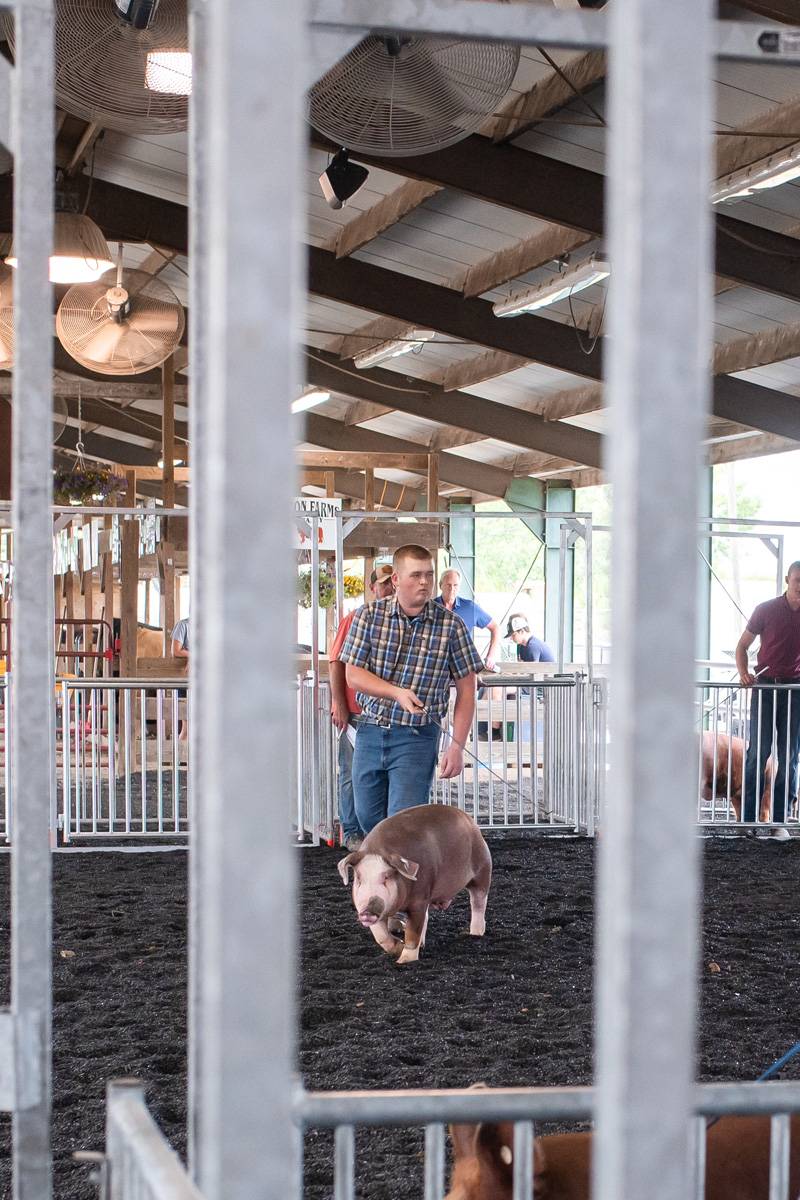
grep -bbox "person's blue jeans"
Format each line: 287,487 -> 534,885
353,721 -> 440,835
742,681 -> 800,824
337,722 -> 363,840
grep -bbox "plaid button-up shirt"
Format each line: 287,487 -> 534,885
338,595 -> 485,728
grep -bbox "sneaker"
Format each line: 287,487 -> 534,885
344,834 -> 363,851
770,827 -> 792,842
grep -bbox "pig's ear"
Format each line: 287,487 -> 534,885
386,853 -> 419,881
337,851 -> 364,884
474,1122 -> 515,1186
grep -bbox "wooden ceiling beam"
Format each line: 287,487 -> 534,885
298,468 -> 420,509
325,180 -> 443,259
306,346 -> 603,467
298,451 -> 430,470
488,49 -> 606,145
303,412 -> 514,498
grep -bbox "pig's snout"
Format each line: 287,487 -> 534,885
358,896 -> 385,926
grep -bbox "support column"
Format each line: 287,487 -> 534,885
544,483 -> 574,658
119,472 -> 138,678
0,398 -> 10,501
101,515 -> 114,678
594,2 -> 712,1200
10,3 -> 55,1196
161,356 -> 176,653
448,502 -> 475,597
195,0 -> 302,1194
696,467 -> 712,667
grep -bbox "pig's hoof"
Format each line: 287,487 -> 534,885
397,945 -> 420,965
469,922 -> 486,937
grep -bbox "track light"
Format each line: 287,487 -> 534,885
353,330 -> 436,369
492,256 -> 610,318
712,144 -> 800,204
292,389 -> 330,414
319,149 -> 369,211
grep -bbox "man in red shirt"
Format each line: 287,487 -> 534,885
736,561 -> 800,835
329,564 -> 394,848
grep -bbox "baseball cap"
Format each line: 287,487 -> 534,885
370,563 -> 393,586
505,614 -> 530,638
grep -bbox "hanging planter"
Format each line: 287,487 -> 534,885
53,464 -> 126,506
298,569 -> 364,609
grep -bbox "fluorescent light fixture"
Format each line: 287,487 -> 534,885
493,256 -> 610,318
353,330 -> 436,369
292,389 -> 331,414
157,457 -> 186,469
712,144 -> 800,204
145,51 -> 193,96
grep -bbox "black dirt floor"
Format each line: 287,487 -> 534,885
0,837 -> 798,1198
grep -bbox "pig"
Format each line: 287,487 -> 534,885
445,1111 -> 800,1200
337,804 -> 492,965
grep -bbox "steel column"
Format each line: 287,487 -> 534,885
197,0 -> 302,1196
10,3 -> 54,1198
595,3 -> 713,1200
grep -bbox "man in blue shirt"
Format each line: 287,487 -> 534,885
435,568 -> 501,670
505,613 -> 555,663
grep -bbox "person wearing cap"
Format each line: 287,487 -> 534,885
435,567 -> 501,670
505,613 -> 555,664
329,564 -> 395,849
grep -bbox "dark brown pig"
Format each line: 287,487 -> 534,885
445,1113 -> 800,1200
337,804 -> 492,965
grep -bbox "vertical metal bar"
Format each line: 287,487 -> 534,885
769,1113 -> 790,1200
124,688 -> 132,832
196,0 -> 301,1191
3,682 -> 11,843
61,683 -> 70,844
557,527 -> 567,672
424,1123 -> 445,1200
595,2 -> 712,1199
585,520 -> 594,677
691,1115 -> 706,1200
140,686 -> 147,833
515,686 -> 522,825
187,0 -> 209,1172
108,686 -> 117,831
512,1121 -> 533,1200
333,1125 -> 355,1200
157,687 -> 164,825
335,512 -> 344,623
171,686 -> 179,834
10,0 -> 54,1193
531,684 -> 537,825
91,687 -> 99,834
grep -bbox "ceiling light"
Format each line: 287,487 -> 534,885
318,149 -> 369,211
145,51 -> 193,95
353,330 -> 436,369
712,145 -> 800,204
492,256 -> 610,318
292,389 -> 331,414
157,457 -> 186,469
5,212 -> 114,284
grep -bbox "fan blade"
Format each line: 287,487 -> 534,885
71,319 -> 129,365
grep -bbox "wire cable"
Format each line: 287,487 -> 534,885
304,348 -> 432,393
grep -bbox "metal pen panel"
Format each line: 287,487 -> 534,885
595,3 -> 713,1200
333,1125 -> 355,1200
424,1123 -> 445,1200
769,1113 -> 790,1200
9,3 -> 55,1197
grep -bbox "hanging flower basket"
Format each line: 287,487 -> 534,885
53,465 -> 126,506
298,570 -> 364,609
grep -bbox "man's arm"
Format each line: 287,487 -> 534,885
735,629 -> 757,686
329,660 -> 350,731
345,663 -> 424,715
439,672 -> 476,779
484,618 -> 501,671
171,639 -> 189,661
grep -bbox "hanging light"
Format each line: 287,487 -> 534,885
145,51 -> 193,95
292,389 -> 330,414
157,456 -> 186,468
5,211 -> 114,285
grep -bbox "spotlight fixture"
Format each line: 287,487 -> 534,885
353,330 -> 436,370
114,0 -> 160,29
318,149 -> 369,211
145,50 -> 192,95
492,255 -> 610,319
292,389 -> 331,414
712,144 -> 800,204
157,457 -> 186,468
5,211 -> 115,285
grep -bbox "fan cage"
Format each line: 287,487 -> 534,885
2,0 -> 189,135
309,36 -> 520,157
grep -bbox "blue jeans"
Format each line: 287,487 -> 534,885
742,682 -> 800,824
337,723 -> 363,839
353,721 -> 440,835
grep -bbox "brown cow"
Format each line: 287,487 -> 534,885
446,1113 -> 800,1200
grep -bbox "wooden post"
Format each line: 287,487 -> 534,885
161,356 -> 176,652
120,471 -> 138,678
427,452 -> 439,513
363,468 -> 375,591
101,514 -> 115,678
324,471 -> 335,498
